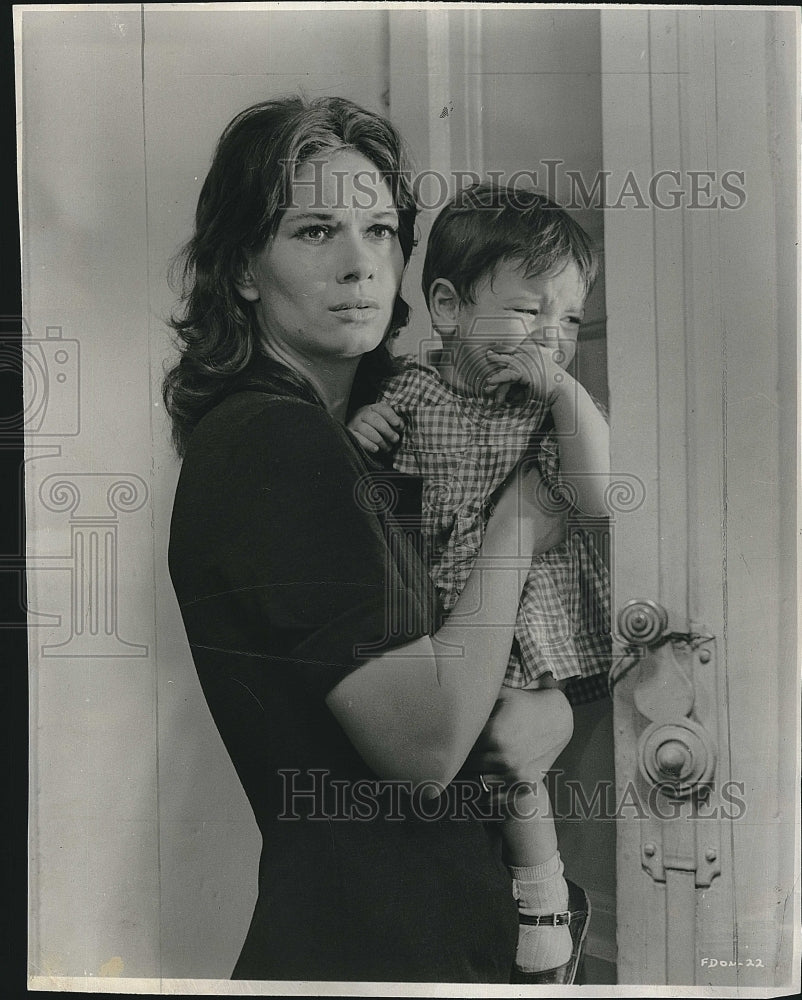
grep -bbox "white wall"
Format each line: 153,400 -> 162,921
22,7 -> 159,978
23,6 -> 612,982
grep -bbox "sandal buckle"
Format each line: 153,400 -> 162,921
519,909 -> 572,927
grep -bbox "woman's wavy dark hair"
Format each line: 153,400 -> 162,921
163,95 -> 418,456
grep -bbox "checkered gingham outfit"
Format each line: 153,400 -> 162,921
380,359 -> 611,705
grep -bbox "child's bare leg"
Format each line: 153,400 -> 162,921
488,686 -> 575,974
502,773 -> 559,864
497,674 -> 566,865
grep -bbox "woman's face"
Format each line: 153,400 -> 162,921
237,149 -> 404,365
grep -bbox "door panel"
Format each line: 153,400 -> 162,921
601,8 -> 798,987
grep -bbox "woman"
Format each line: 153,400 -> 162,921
165,95 -> 567,982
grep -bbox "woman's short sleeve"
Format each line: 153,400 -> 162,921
172,396 -> 435,700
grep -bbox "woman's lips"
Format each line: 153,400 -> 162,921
330,299 -> 381,321
330,299 -> 380,311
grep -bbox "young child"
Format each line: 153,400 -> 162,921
348,184 -> 611,983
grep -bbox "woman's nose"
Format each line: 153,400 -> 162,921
336,236 -> 376,283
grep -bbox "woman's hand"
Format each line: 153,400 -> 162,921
463,686 -> 574,790
347,401 -> 404,453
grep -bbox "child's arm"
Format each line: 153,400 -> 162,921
484,346 -> 610,517
548,376 -> 610,516
347,401 -> 404,454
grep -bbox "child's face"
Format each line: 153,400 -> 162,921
445,259 -> 586,396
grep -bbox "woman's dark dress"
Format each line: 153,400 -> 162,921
168,390 -> 518,983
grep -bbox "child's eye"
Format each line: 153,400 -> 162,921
564,316 -> 582,327
511,308 -> 540,317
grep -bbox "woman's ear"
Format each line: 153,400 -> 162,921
234,258 -> 260,302
428,278 -> 460,336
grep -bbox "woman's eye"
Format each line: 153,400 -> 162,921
513,308 -> 540,318
368,224 -> 398,239
297,225 -> 331,242
564,316 -> 582,327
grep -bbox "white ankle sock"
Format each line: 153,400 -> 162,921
509,852 -> 572,973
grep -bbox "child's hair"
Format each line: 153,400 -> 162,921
422,182 -> 598,308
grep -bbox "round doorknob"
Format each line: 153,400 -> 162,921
617,599 -> 669,646
637,719 -> 716,798
655,739 -> 692,777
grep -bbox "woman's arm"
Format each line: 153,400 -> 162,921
325,461 -> 562,788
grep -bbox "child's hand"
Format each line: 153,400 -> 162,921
347,401 -> 404,454
482,343 -> 570,405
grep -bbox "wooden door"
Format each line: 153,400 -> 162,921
600,8 -> 798,987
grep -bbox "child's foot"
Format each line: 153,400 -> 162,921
516,920 -> 572,973
509,853 -> 572,974
511,879 -> 592,984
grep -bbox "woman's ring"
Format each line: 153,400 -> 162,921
479,774 -> 490,793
